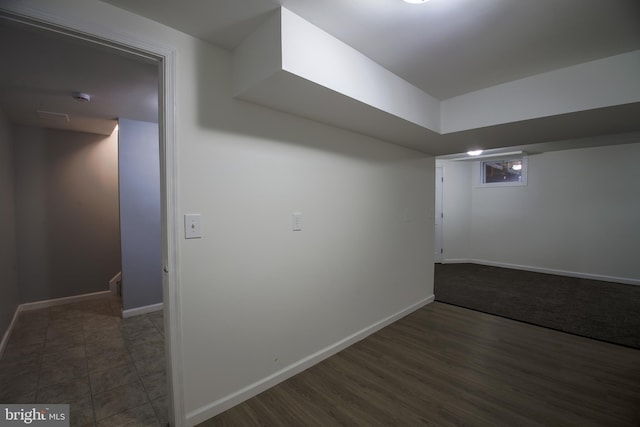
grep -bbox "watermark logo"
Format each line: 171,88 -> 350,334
1,405 -> 69,426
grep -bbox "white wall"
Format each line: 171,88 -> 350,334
441,50 -> 640,133
12,125 -> 121,302
118,118 -> 162,312
1,1 -> 436,425
279,8 -> 441,131
0,108 -> 19,342
439,142 -> 640,284
182,40 -> 434,423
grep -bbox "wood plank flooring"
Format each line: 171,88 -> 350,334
200,302 -> 640,426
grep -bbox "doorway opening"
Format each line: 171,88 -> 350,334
0,8 -> 180,426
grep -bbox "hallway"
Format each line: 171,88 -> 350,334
0,295 -> 168,426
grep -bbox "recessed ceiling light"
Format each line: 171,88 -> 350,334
467,150 -> 483,156
404,0 -> 431,3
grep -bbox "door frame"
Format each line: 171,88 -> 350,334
0,5 -> 184,426
434,166 -> 444,263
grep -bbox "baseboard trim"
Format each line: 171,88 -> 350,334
443,258 -> 640,286
0,305 -> 21,359
20,290 -> 113,312
122,303 -> 163,318
109,272 -> 122,296
186,294 -> 435,426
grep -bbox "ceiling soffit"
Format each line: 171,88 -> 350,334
233,8 -> 640,154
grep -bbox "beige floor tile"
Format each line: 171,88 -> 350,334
96,403 -> 159,427
141,370 -> 167,401
0,371 -> 39,402
129,341 -> 164,361
84,327 -> 124,346
0,342 -> 44,363
83,316 -> 122,333
92,381 -> 149,421
70,397 -> 96,427
36,376 -> 91,404
0,352 -> 41,379
49,306 -> 84,321
151,395 -> 169,427
124,328 -> 164,346
87,347 -> 132,372
85,336 -> 127,358
46,320 -> 84,337
42,343 -> 85,364
1,391 -> 36,404
2,298 -> 169,426
133,355 -> 166,377
122,316 -> 155,335
5,329 -> 47,348
44,334 -> 85,355
90,362 -> 139,395
39,357 -> 88,388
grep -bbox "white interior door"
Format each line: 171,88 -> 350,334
434,167 -> 443,263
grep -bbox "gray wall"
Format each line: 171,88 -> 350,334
0,109 -> 19,338
13,125 -> 121,302
118,118 -> 162,311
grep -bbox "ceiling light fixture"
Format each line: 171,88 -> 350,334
72,91 -> 91,102
403,0 -> 431,4
467,150 -> 483,156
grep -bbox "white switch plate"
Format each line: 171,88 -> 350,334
184,214 -> 202,239
292,212 -> 302,231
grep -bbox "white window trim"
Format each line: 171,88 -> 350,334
476,156 -> 528,187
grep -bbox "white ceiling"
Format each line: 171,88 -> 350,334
101,0 -> 640,99
2,0 -> 639,153
0,18 -> 158,135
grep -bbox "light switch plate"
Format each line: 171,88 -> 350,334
184,214 -> 202,239
292,212 -> 302,231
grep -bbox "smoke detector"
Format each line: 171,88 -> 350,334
72,91 -> 91,102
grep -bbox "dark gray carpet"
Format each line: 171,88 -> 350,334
435,263 -> 640,349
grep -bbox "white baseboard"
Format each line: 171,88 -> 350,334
443,258 -> 640,286
186,294 -> 435,426
20,290 -> 113,312
0,305 -> 21,359
0,290 -> 113,357
109,272 -> 122,296
122,302 -> 163,318
442,258 -> 473,264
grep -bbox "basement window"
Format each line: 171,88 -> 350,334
479,156 -> 527,187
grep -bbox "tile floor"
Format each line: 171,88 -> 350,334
0,295 -> 169,426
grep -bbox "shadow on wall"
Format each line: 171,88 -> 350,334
194,41 -> 429,163
13,125 -> 121,303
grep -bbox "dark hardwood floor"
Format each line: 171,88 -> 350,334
200,302 -> 640,426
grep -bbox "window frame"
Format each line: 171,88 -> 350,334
477,156 -> 528,187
